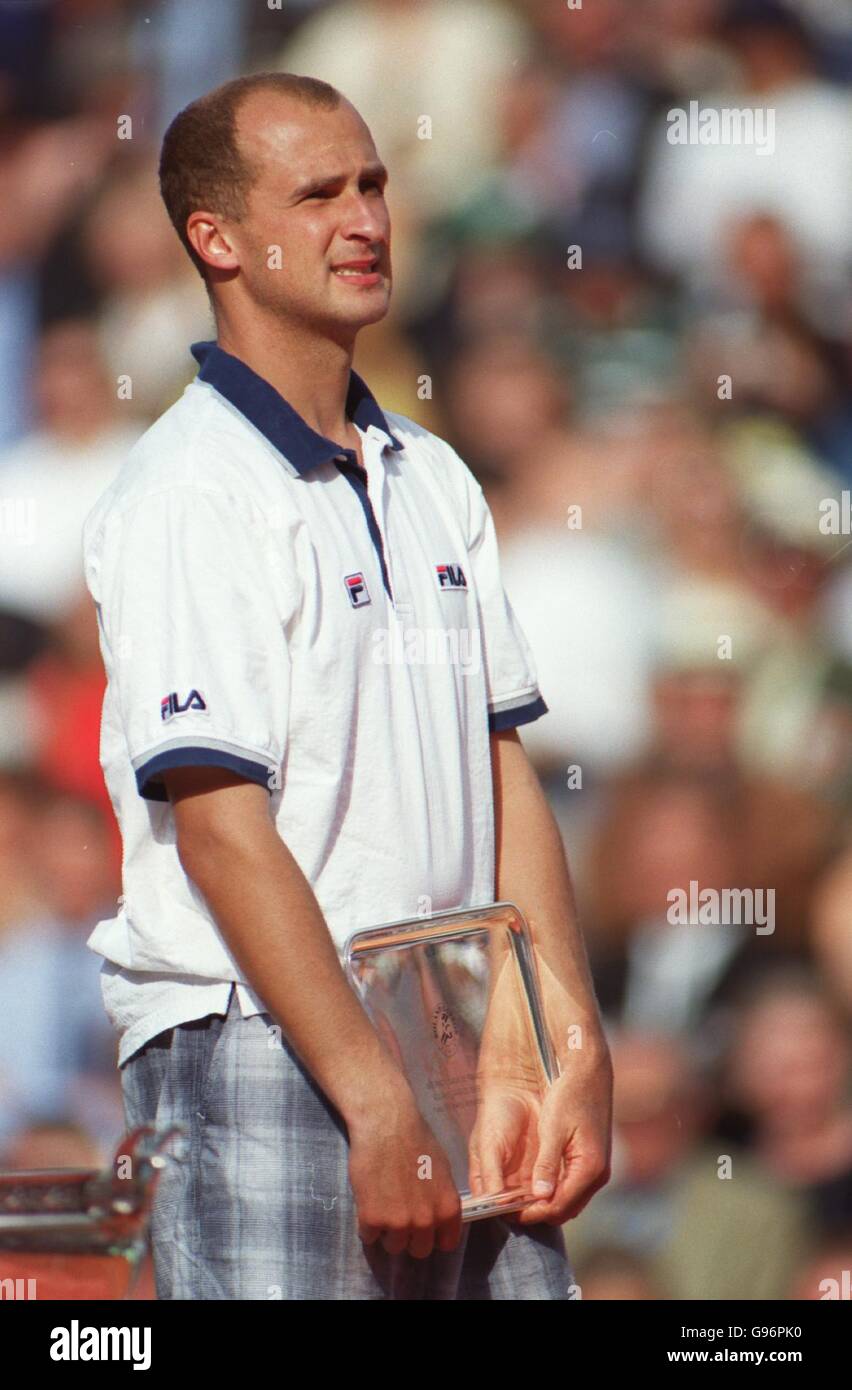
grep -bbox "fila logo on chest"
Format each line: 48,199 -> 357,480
344,571 -> 371,607
435,563 -> 467,592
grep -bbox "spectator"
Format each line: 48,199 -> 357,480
0,787 -> 121,1149
81,157 -> 210,421
0,319 -> 140,624
639,0 -> 852,280
0,771 -> 47,940
564,1031 -> 812,1300
23,592 -> 121,867
723,972 -> 852,1231
277,0 -> 532,229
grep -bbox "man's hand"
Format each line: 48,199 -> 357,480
487,727 -> 614,1225
348,1089 -> 463,1258
469,1044 -> 613,1227
517,1045 -> 613,1225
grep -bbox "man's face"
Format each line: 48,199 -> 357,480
221,92 -> 392,337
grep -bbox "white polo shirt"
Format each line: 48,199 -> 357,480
83,340 -> 548,1065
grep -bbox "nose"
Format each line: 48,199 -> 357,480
340,186 -> 388,245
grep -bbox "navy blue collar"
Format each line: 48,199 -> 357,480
190,339 -> 404,475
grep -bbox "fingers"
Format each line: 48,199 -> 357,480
358,1218 -> 382,1245
530,1105 -> 570,1204
358,1220 -> 421,1257
557,1161 -> 612,1222
380,1227 -> 411,1256
350,1119 -> 465,1259
468,1141 -> 484,1199
359,1199 -> 464,1259
518,1152 -> 611,1227
476,1130 -> 506,1199
435,1201 -> 463,1253
406,1224 -> 437,1259
402,1194 -> 462,1258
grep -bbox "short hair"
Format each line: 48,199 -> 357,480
159,72 -> 343,280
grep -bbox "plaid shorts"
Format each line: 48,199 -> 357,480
120,983 -> 575,1300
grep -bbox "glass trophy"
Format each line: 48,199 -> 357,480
0,1126 -> 180,1299
345,900 -> 560,1221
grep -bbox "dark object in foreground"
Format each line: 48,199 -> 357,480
0,1126 -> 180,1299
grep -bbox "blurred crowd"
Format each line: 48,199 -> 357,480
0,0 -> 850,1301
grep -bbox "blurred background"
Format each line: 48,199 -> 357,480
0,0 -> 851,1301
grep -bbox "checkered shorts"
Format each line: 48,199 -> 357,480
121,984 -> 574,1300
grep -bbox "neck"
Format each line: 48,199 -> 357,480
214,302 -> 358,443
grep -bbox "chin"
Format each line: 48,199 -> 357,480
333,295 -> 391,332
357,299 -> 392,327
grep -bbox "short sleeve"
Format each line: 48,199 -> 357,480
458,456 -> 548,733
88,485 -> 292,801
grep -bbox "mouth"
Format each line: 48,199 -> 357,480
331,258 -> 383,286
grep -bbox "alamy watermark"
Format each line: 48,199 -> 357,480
819,491 -> 852,535
0,496 -> 35,545
666,101 -> 775,155
667,881 -> 775,935
1,1276 -> 37,1299
371,624 -> 481,676
50,1321 -> 151,1370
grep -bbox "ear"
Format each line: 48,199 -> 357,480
186,210 -> 241,274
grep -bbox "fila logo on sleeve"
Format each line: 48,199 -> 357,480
161,689 -> 207,722
344,572 -> 371,608
435,563 -> 467,591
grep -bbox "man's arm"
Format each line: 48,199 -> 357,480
163,765 -> 462,1258
489,727 -> 613,1224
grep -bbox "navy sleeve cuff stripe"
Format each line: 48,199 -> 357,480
135,747 -> 275,802
488,694 -> 549,732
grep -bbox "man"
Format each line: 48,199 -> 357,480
83,72 -> 612,1300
